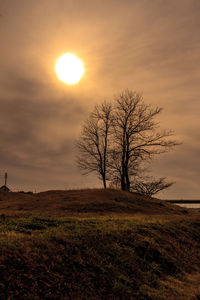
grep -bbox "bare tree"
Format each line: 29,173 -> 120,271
111,89 -> 179,191
76,102 -> 112,188
132,177 -> 174,196
76,89 -> 179,191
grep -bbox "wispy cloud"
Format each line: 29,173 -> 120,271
0,0 -> 199,197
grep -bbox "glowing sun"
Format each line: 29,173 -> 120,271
55,53 -> 85,85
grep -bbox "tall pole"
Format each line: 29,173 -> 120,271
5,172 -> 7,187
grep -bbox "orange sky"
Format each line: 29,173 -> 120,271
0,0 -> 200,198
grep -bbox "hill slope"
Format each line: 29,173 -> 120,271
0,189 -> 199,299
0,188 -> 187,217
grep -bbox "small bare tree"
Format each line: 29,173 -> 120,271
132,177 -> 174,196
76,102 -> 112,188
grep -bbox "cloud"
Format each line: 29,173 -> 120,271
0,70 -> 90,190
0,0 -> 199,196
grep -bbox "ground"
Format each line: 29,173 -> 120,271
0,189 -> 199,299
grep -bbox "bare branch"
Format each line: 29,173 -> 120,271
76,101 -> 113,188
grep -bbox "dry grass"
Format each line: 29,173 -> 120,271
0,188 -> 199,299
0,188 -> 190,218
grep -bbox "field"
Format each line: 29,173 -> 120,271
0,189 -> 200,299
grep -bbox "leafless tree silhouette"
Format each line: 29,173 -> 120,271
110,90 -> 179,191
132,177 -> 174,196
76,102 -> 112,188
77,89 -> 179,192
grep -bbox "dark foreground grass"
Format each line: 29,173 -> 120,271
0,215 -> 200,299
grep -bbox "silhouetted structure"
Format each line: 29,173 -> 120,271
0,185 -> 10,192
0,172 -> 10,192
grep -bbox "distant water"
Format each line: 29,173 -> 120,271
176,203 -> 200,209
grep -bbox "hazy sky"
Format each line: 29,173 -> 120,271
0,0 -> 200,198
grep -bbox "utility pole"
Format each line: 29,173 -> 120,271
4,172 -> 7,187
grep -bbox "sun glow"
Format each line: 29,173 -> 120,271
55,53 -> 85,85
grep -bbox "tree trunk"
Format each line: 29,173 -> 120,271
125,152 -> 130,191
121,173 -> 126,190
102,174 -> 107,189
125,172 -> 130,191
121,155 -> 126,190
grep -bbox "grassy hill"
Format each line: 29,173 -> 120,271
0,188 -> 187,217
0,189 -> 200,299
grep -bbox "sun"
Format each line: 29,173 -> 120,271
55,53 -> 85,85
